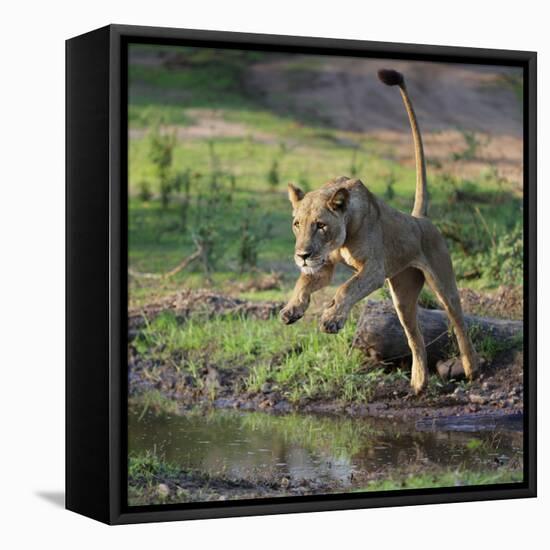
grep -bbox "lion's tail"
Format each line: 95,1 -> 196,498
377,69 -> 428,218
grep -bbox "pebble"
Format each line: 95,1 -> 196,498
157,483 -> 170,498
469,394 -> 487,405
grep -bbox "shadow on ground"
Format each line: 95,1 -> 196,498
35,491 -> 65,509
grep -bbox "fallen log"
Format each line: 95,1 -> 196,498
353,300 -> 523,373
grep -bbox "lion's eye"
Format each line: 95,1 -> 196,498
316,222 -> 326,230
293,220 -> 300,228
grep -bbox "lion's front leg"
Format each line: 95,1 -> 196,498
320,266 -> 384,333
280,263 -> 335,325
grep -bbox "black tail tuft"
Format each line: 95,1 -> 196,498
377,69 -> 404,87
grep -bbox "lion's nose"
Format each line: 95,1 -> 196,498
296,250 -> 312,261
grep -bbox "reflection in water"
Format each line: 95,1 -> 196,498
128,409 -> 523,484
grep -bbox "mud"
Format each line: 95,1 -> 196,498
128,288 -> 524,422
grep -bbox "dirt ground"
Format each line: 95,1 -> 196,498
246,57 -> 522,136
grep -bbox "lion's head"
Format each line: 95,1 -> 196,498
287,179 -> 350,274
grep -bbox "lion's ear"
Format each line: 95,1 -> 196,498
288,183 -> 304,207
328,188 -> 349,212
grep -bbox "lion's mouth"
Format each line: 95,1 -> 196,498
295,256 -> 324,274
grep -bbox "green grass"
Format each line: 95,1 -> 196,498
128,137 -> 522,303
133,310 -> 390,404
128,389 -> 179,418
358,468 -> 523,492
128,449 -> 181,483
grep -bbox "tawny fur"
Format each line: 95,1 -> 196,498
280,70 -> 477,394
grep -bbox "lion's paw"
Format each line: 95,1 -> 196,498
280,304 -> 305,325
320,310 -> 347,334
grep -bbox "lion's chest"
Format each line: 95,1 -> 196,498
339,247 -> 361,271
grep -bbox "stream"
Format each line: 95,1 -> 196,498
129,409 -> 523,486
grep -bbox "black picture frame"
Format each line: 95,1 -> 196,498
66,23 -> 537,525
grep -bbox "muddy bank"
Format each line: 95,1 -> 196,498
128,461 -> 522,507
128,465 -> 343,506
128,288 -> 523,422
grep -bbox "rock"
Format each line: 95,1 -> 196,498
204,366 -> 221,390
273,400 -> 292,413
157,483 -> 170,498
261,382 -> 273,393
280,477 -> 290,489
469,394 -> 487,405
436,357 -> 469,381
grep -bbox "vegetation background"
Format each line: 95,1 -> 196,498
128,45 -> 524,308
126,44 -> 526,505
128,45 -> 524,405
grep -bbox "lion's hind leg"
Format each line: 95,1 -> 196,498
421,255 -> 478,381
388,267 -> 428,394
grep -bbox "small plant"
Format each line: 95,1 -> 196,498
466,438 -> 484,451
418,288 -> 439,310
383,171 -> 396,202
148,125 -> 177,208
237,201 -> 272,273
238,219 -> 260,273
452,129 -> 489,162
193,223 -> 218,281
468,325 -> 512,363
267,158 -> 280,189
137,180 -> 153,202
171,169 -> 192,230
485,222 -> 523,286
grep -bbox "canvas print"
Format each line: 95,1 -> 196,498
127,44 -> 524,507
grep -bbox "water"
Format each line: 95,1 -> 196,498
128,409 -> 523,485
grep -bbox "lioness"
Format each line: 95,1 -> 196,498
280,68 -> 477,394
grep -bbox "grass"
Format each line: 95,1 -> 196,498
441,323 -> 524,364
128,389 -> 179,419
128,449 -> 181,482
358,468 -> 523,492
132,310 -> 392,404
